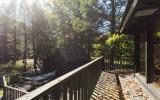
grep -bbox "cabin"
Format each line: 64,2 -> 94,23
43,48 -> 90,76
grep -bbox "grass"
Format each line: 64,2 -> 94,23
0,88 -> 3,97
0,59 -> 33,74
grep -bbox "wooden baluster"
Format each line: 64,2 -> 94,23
6,88 -> 8,100
15,90 -> 18,99
42,93 -> 49,100
7,88 -> 9,100
80,71 -> 84,100
127,56 -> 128,68
60,86 -> 63,100
18,91 -> 21,99
9,88 -> 12,100
73,76 -> 77,100
117,56 -> 119,70
13,89 -> 15,100
69,82 -> 73,100
87,68 -> 92,99
3,87 -> 6,100
125,56 -> 126,69
77,73 -> 81,100
125,56 -> 127,69
114,56 -> 116,70
107,56 -> 108,70
128,56 -> 129,68
109,56 -> 111,70
62,83 -> 67,100
54,87 -> 60,100
91,67 -> 96,94
115,56 -> 117,70
117,56 -> 118,70
123,56 -> 125,69
121,56 -> 123,69
123,56 -> 124,69
119,56 -> 121,70
120,56 -> 122,70
112,56 -> 114,70
85,69 -> 89,100
83,70 -> 87,100
82,71 -> 86,100
106,56 -> 108,70
11,89 -> 13,100
49,89 -> 55,100
124,56 -> 126,69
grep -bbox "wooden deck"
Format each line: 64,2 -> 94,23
90,71 -> 156,100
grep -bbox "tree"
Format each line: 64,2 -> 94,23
0,0 -> 131,73
48,0 -> 101,56
94,0 -> 127,33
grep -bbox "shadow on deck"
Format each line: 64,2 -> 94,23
90,71 -> 124,100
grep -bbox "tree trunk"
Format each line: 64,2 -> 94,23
32,15 -> 38,74
4,32 -> 8,62
23,17 -> 27,72
13,10 -> 17,65
111,0 -> 116,33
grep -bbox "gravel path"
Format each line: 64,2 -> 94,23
119,74 -> 155,100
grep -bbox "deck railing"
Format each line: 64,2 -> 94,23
105,55 -> 134,71
16,57 -> 104,100
2,76 -> 28,100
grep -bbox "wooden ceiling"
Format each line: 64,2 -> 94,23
119,0 -> 160,35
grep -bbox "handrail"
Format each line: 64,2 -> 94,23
17,57 -> 104,100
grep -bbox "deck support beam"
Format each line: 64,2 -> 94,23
134,35 -> 140,72
145,26 -> 154,83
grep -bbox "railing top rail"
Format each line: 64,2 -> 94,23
5,85 -> 29,94
16,57 -> 103,100
3,75 -> 29,94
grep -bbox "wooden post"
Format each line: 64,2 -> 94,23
134,35 -> 140,72
145,26 -> 154,83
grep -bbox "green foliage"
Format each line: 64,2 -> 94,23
105,34 -> 134,56
91,43 -> 101,57
71,17 -> 90,32
0,88 -> 3,97
155,32 -> 160,38
91,34 -> 134,58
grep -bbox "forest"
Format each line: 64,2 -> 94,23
0,0 -> 134,73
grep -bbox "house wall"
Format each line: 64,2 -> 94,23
136,15 -> 160,83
